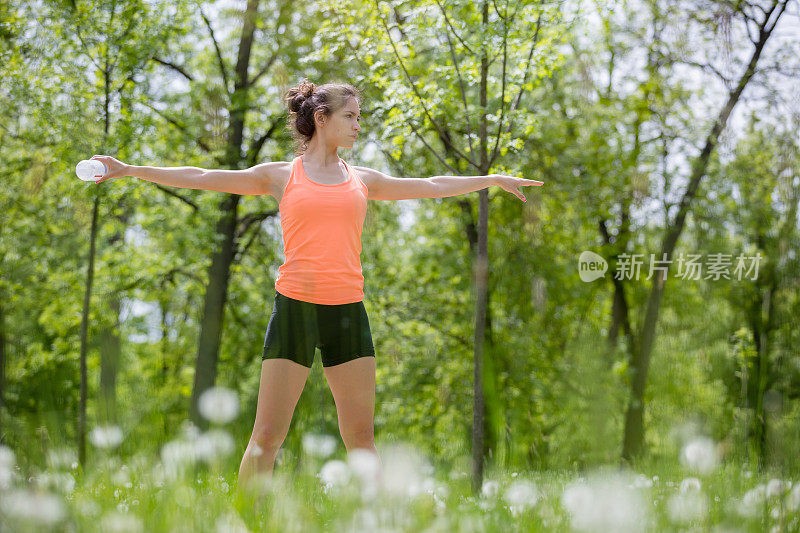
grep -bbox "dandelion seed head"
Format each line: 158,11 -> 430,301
36,471 -> 76,494
561,470 -> 650,532
380,443 -> 432,499
214,511 -> 250,533
0,444 -> 15,490
101,511 -> 144,533
631,474 -> 653,488
90,425 -> 124,449
0,444 -> 14,467
47,447 -> 77,470
181,420 -> 202,440
0,489 -> 66,526
160,439 -> 197,480
319,459 -> 351,492
738,484 -> 766,517
667,492 -> 708,524
76,498 -> 101,517
503,479 -> 538,515
302,433 -> 337,458
111,466 -> 130,487
786,483 -> 800,512
346,448 -> 381,499
198,387 -> 240,424
481,480 -> 500,499
680,436 -> 719,474
195,429 -> 235,463
679,477 -> 702,492
766,478 -> 787,498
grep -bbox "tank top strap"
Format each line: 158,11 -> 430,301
340,158 -> 363,188
290,156 -> 301,184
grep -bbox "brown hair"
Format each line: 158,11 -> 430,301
283,79 -> 362,155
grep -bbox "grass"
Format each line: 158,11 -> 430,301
1,423 -> 799,532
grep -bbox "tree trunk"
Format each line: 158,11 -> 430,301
471,0 -> 491,494
189,195 -> 241,427
620,5 -> 782,460
0,297 -> 5,445
98,295 -> 121,424
79,196 -> 100,466
189,0 -> 261,426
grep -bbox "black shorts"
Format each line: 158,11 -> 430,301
262,290 -> 376,368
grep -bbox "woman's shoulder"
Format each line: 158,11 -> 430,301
251,160 -> 294,196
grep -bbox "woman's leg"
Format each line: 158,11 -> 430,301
323,356 -> 381,472
238,358 -> 311,492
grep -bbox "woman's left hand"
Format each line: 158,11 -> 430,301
494,175 -> 544,202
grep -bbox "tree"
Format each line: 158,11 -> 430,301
315,0 -> 566,490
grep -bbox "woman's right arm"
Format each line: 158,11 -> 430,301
90,155 -> 286,196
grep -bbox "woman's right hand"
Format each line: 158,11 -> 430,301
90,155 -> 129,184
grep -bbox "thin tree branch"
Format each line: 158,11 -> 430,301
489,0 -> 511,166
666,54 -> 733,84
249,53 -> 278,86
432,0 -> 475,55
139,101 -> 213,154
153,184 -> 199,211
246,118 -> 281,166
151,56 -> 195,81
374,0 -> 478,170
509,13 -> 541,118
234,209 -> 278,242
441,18 -> 476,159
200,8 -> 231,93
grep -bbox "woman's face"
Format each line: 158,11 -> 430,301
317,97 -> 361,147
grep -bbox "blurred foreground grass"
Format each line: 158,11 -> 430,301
1,420 -> 798,533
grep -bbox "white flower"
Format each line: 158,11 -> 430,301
160,439 -> 197,479
680,436 -> 719,474
90,425 -> 124,449
319,460 -> 351,491
0,489 -> 66,526
481,480 -> 500,499
0,444 -> 15,490
47,447 -> 77,470
630,474 -> 653,488
302,433 -> 337,458
0,444 -> 14,468
379,443 -> 432,499
503,480 -> 538,515
562,471 -> 649,532
195,430 -> 235,463
36,472 -> 76,494
215,511 -> 251,533
679,477 -> 702,492
346,448 -> 381,499
766,478 -> 787,498
198,387 -> 240,424
100,511 -> 144,533
786,483 -> 800,512
739,484 -> 766,517
667,492 -> 708,524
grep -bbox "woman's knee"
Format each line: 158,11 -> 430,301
341,426 -> 374,449
252,425 -> 290,452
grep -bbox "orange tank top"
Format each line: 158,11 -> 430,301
274,155 -> 369,304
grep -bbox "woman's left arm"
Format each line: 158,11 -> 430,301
429,174 -> 543,202
354,166 -> 543,201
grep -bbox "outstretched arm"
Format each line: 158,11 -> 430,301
90,155 -> 285,196
354,166 -> 543,202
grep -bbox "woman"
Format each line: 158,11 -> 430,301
91,79 -> 542,492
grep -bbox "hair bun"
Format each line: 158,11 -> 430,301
297,79 -> 316,97
285,79 -> 316,113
